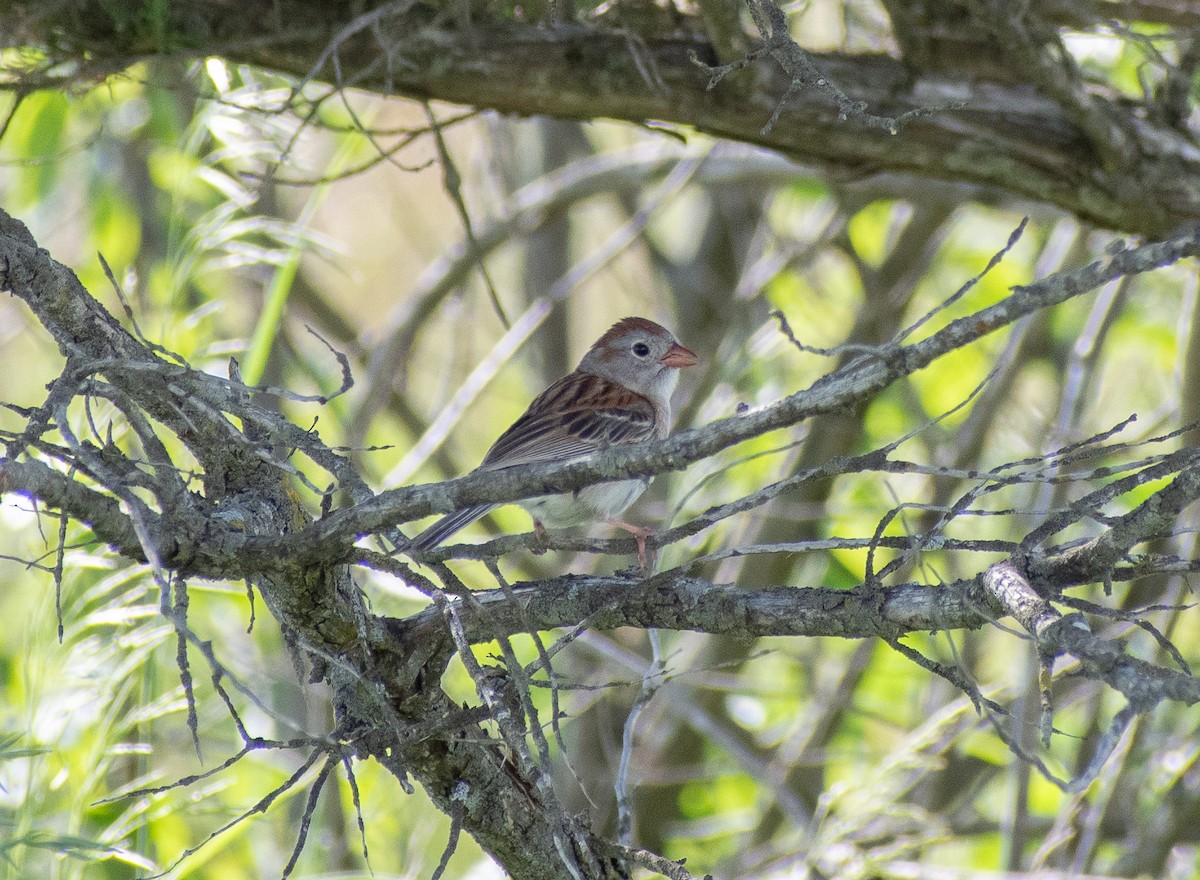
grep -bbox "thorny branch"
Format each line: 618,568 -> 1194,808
5,201 -> 1200,875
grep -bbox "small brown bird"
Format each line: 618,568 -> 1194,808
410,317 -> 698,565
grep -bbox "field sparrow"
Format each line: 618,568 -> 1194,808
409,317 -> 698,566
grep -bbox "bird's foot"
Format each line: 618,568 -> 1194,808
531,519 -> 550,556
608,519 -> 654,572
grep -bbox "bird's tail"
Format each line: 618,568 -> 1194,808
409,504 -> 494,551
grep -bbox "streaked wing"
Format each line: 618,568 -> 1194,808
481,372 -> 659,470
409,503 -> 494,550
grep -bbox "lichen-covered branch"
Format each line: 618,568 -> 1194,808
3,2 -> 1200,235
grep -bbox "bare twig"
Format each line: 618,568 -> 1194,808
694,0 -> 953,134
615,629 -> 666,845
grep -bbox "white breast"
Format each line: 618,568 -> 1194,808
520,477 -> 650,527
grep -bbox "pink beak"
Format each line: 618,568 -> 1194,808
659,342 -> 699,369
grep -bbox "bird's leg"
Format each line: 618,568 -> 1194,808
531,518 -> 550,555
607,519 -> 654,571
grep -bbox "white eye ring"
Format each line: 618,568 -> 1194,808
632,342 -> 651,357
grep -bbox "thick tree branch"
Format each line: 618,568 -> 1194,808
4,3 -> 1200,235
234,24 -> 1200,237
0,456 -> 144,556
387,573 -> 991,649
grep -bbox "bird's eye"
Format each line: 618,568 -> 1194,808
632,342 -> 651,357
